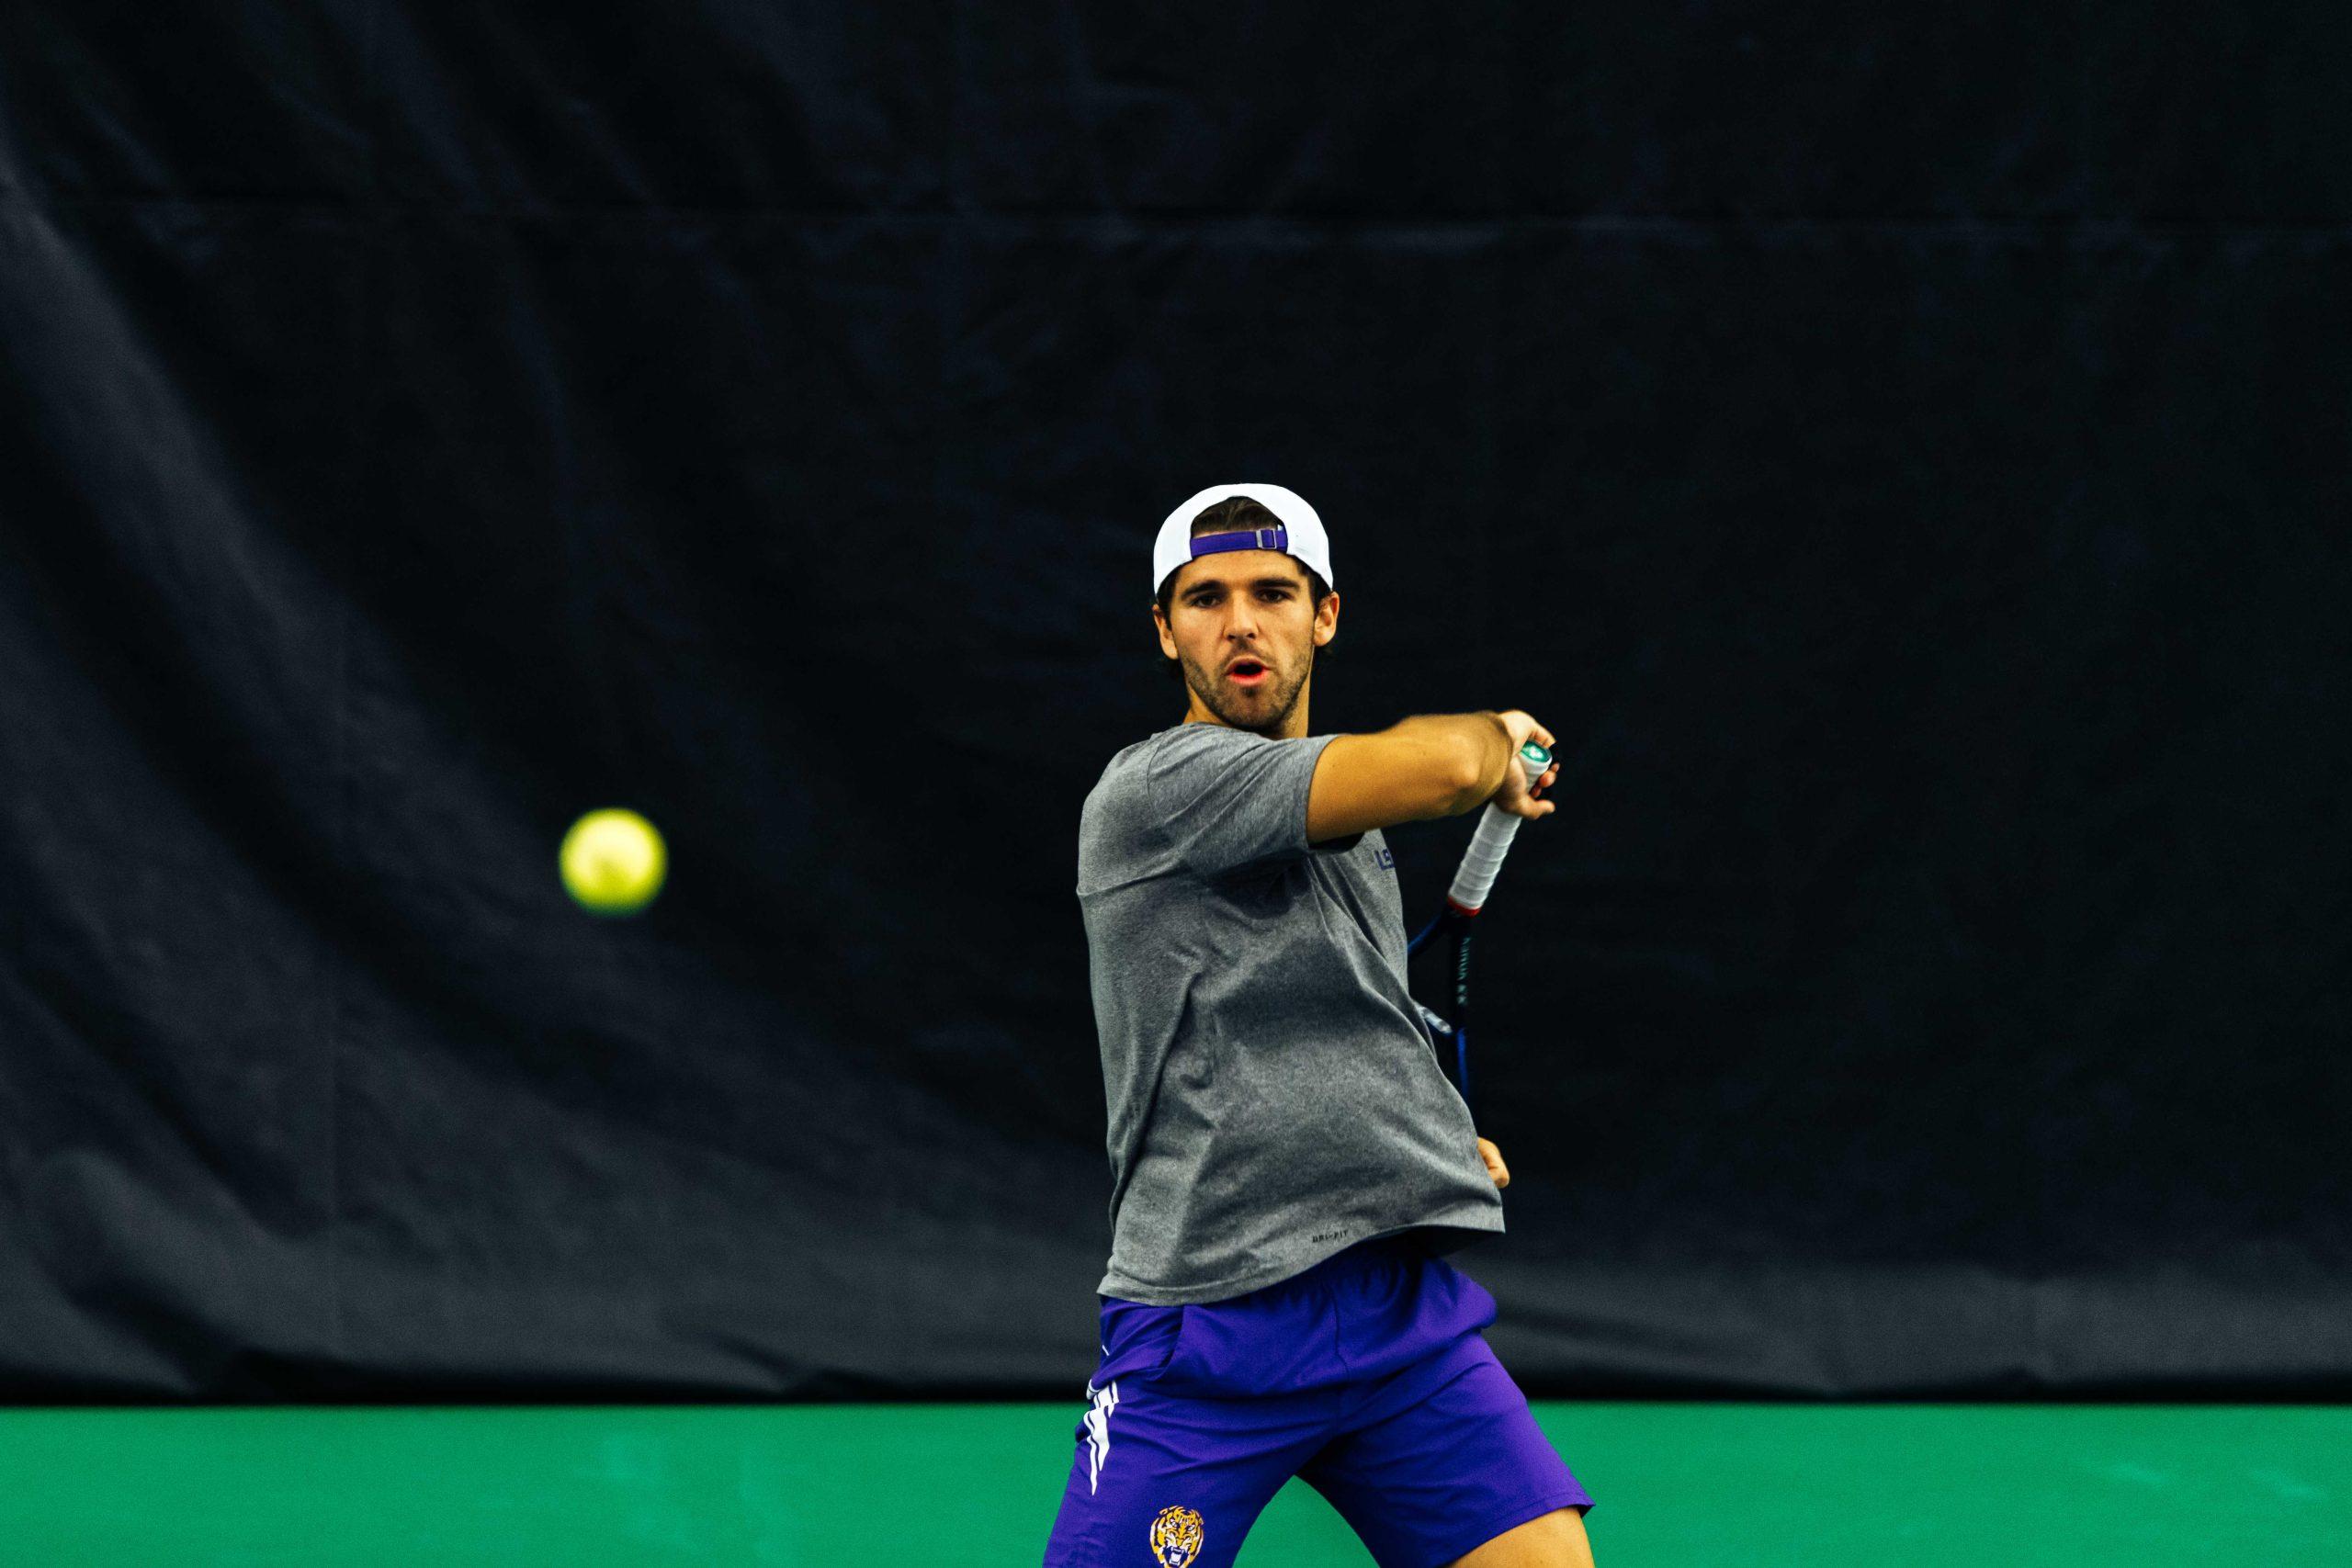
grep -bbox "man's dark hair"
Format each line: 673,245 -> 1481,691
1153,497 -> 1334,684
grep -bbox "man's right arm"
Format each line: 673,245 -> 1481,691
1306,712 -> 1515,843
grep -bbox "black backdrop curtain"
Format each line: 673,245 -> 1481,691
2,5 -> 2346,1400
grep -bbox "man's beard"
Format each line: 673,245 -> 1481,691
1184,651 -> 1306,734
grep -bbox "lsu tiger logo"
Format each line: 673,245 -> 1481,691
1148,1503 -> 1205,1566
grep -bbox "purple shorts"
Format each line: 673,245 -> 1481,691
1042,1234 -> 1590,1568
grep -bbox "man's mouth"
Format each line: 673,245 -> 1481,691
1227,658 -> 1269,686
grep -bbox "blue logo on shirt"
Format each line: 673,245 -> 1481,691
1374,846 -> 1395,869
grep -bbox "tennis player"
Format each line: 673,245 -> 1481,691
1044,484 -> 1593,1568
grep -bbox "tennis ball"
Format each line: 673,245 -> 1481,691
559,808 -> 667,916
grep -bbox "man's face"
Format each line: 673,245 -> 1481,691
1154,551 -> 1336,733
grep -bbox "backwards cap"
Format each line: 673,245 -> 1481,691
1152,483 -> 1334,598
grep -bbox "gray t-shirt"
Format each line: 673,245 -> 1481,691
1077,719 -> 1506,1304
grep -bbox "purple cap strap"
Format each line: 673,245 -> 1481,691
1190,525 -> 1289,558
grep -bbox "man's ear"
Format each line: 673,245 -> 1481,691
1314,591 -> 1340,647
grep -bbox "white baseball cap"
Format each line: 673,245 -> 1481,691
1152,483 -> 1334,597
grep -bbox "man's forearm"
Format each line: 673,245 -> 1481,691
1386,711 -> 1514,816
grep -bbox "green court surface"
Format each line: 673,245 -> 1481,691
1,1402 -> 2343,1565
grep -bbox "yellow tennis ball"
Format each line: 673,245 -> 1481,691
559,808 -> 667,916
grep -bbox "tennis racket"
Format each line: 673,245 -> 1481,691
1406,739 -> 1553,1125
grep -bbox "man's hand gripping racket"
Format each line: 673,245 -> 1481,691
1407,711 -> 1556,1170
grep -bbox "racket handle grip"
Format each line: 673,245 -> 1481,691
1445,741 -> 1550,911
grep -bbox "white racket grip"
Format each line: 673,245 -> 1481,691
1445,741 -> 1550,911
